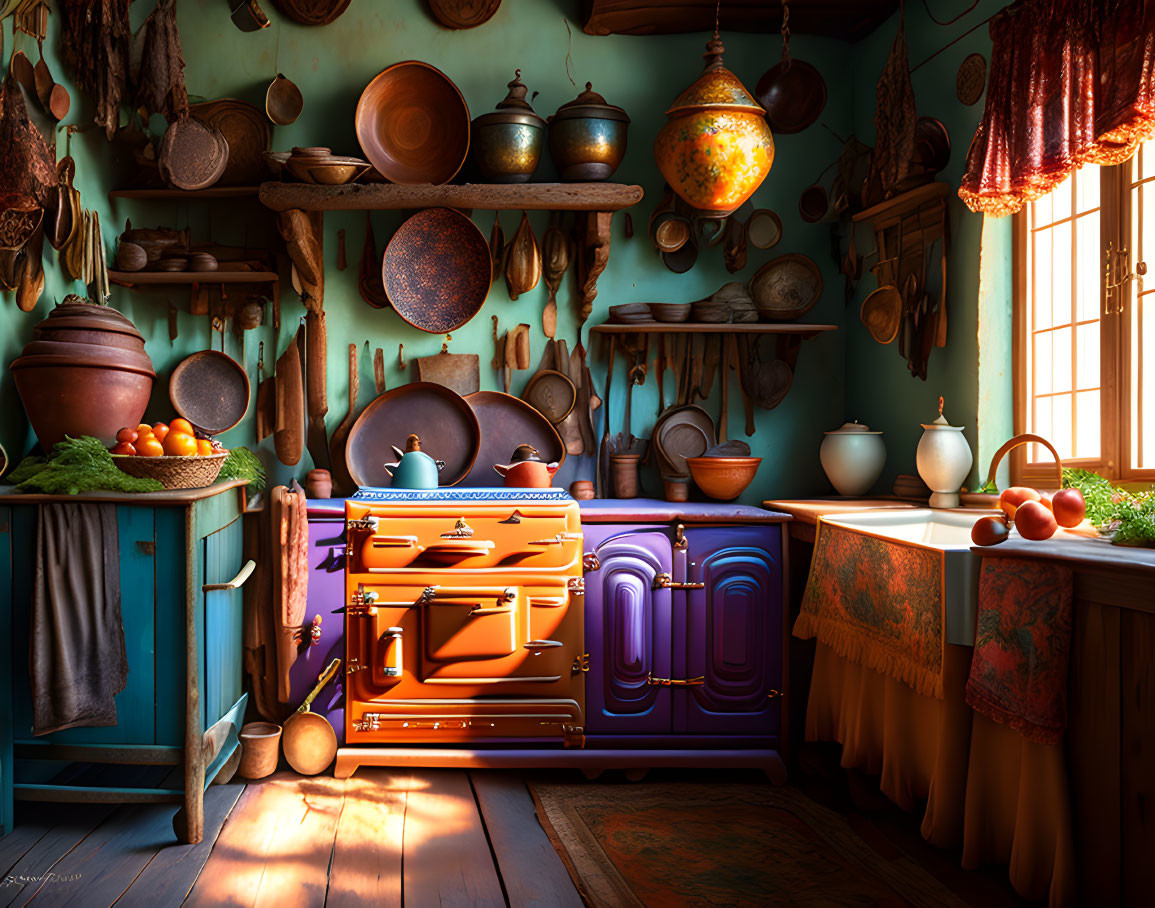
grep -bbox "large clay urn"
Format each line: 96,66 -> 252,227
10,296 -> 156,450
654,33 -> 775,218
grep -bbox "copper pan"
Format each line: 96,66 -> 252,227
756,57 -> 826,135
281,658 -> 340,776
170,349 -> 250,434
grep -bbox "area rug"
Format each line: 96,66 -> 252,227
530,781 -> 968,907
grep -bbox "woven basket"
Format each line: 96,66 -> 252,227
112,452 -> 228,490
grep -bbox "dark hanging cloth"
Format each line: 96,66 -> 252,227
135,0 -> 190,121
960,0 -> 1155,216
59,0 -> 132,140
31,503 -> 128,736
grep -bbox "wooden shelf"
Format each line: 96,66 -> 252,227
852,181 -> 950,227
108,186 -> 262,200
590,322 -> 838,337
258,181 -> 644,213
108,270 -> 278,286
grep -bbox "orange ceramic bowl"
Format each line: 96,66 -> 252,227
685,456 -> 762,500
355,61 -> 470,185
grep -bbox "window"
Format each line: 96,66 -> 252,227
1014,139 -> 1155,484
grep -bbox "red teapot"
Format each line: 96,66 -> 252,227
493,444 -> 559,488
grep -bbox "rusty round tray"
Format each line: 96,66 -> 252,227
169,350 -> 250,434
355,61 -> 470,185
383,208 -> 491,333
461,390 -> 565,487
190,99 -> 270,185
345,382 -> 480,489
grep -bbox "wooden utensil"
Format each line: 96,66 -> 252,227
328,344 -> 358,496
265,72 -> 303,126
551,341 -> 583,455
256,340 -> 273,440
505,212 -> 541,300
503,331 -> 516,393
700,335 -> 721,398
416,346 -> 481,395
735,334 -> 756,436
489,213 -> 505,285
305,309 -> 330,470
542,217 -> 569,339
373,347 -> 385,394
596,336 -> 617,497
573,340 -> 597,453
655,334 -> 666,411
690,334 -> 705,401
719,335 -> 730,442
273,327 -> 305,466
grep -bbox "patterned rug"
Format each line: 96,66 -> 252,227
530,781 -> 968,907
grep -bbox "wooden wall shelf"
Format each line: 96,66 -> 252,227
258,181 -> 644,213
108,270 -> 278,286
852,181 -> 950,229
109,187 -> 261,200
591,323 -> 838,338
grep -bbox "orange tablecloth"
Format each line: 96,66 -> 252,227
806,642 -> 1076,906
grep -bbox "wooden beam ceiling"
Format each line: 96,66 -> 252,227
581,0 -> 900,42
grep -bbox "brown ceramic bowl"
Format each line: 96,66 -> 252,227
382,208 -> 491,333
685,456 -> 762,501
355,61 -> 470,185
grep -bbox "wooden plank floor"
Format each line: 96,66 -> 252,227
0,770 -> 581,908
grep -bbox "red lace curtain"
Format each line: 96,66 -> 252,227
959,0 -> 1155,216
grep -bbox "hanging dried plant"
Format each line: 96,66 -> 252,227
59,0 -> 132,140
134,0 -> 188,121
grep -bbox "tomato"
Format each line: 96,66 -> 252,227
163,431 -> 198,457
136,435 -> 165,457
1052,488 -> 1087,528
999,486 -> 1042,521
115,427 -> 138,444
971,515 -> 1010,546
111,441 -> 136,456
169,418 -> 194,436
136,423 -> 154,437
152,422 -> 169,442
1014,500 -> 1058,540
196,439 -> 213,456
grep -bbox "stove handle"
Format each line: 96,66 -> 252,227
422,586 -> 516,605
524,639 -> 564,649
469,606 -> 514,616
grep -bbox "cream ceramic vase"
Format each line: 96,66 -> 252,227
915,400 -> 972,508
819,421 -> 886,496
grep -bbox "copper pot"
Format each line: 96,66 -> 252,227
10,298 -> 156,450
471,70 -> 546,183
548,82 -> 630,181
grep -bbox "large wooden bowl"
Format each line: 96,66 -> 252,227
355,61 -> 470,185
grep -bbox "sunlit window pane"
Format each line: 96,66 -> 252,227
1034,190 -> 1052,226
1051,326 -> 1073,394
1076,215 -> 1101,321
1075,323 -> 1100,389
1134,293 -> 1154,469
1052,392 -> 1074,459
1034,396 -> 1053,462
1140,182 -> 1155,288
1034,330 -> 1054,397
1075,391 -> 1101,460
1144,143 -> 1155,180
1051,177 -> 1073,222
1076,168 -> 1099,214
1034,226 -> 1054,330
1052,221 -> 1073,328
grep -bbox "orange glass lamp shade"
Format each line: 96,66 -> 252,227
655,34 -> 775,218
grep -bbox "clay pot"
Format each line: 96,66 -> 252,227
11,298 -> 156,451
610,453 -> 642,498
569,479 -> 595,500
654,35 -> 775,218
661,473 -> 690,502
305,468 -> 333,499
685,456 -> 762,501
238,722 -> 282,779
494,459 -> 558,488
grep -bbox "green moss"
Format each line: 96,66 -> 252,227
8,436 -> 163,495
218,446 -> 266,490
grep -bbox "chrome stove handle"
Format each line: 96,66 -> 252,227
651,572 -> 705,591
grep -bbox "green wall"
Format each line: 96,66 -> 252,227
2,1 -> 1012,504
845,0 -> 1012,493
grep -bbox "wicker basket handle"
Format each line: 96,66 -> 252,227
986,433 -> 1063,489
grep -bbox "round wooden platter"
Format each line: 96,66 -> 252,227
271,0 -> 351,26
427,0 -> 501,29
190,99 -> 270,186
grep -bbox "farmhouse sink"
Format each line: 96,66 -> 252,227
821,508 -> 1001,646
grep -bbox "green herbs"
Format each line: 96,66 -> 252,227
8,436 -> 163,495
1062,468 -> 1155,547
218,446 -> 266,490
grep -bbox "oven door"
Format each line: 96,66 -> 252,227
422,584 -> 518,668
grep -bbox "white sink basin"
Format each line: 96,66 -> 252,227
821,509 -> 1001,647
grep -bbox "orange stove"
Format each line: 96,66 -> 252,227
341,488 -> 584,759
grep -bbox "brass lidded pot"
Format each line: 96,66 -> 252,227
548,82 -> 630,181
655,33 -> 775,217
471,70 -> 547,183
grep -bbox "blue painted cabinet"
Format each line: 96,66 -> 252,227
583,522 -> 782,745
0,485 -> 249,844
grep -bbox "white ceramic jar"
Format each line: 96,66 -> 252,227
915,400 -> 973,508
820,421 -> 886,496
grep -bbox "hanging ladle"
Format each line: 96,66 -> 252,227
266,73 -> 303,126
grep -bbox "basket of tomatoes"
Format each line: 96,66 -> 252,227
110,419 -> 230,490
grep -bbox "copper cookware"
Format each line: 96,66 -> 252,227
471,70 -> 545,183
281,658 -> 340,776
345,382 -> 480,489
548,82 -> 630,181
170,350 -> 251,434
383,208 -> 490,333
190,98 -> 270,185
355,61 -> 470,185
10,298 -> 156,450
428,0 -> 501,28
271,0 -> 350,26
461,390 -> 564,487
159,117 -> 229,190
755,1 -> 826,135
265,73 -> 303,126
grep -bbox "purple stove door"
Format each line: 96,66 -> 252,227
287,517 -> 347,741
678,526 -> 782,737
583,526 -> 673,735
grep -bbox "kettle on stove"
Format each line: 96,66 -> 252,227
383,434 -> 444,489
494,444 -> 559,488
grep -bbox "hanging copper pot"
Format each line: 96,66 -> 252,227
471,69 -> 546,183
755,2 -> 827,136
654,33 -> 774,218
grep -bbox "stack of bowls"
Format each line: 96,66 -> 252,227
608,303 -> 652,324
651,302 -> 691,323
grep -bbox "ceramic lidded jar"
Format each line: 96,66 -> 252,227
10,296 -> 156,450
548,82 -> 630,181
819,421 -> 886,496
916,398 -> 973,508
655,33 -> 775,217
471,70 -> 547,183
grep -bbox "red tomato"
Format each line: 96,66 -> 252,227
971,515 -> 1010,546
169,418 -> 194,436
115,427 -> 138,444
1014,500 -> 1058,540
999,486 -> 1042,521
111,441 -> 136,456
152,422 -> 169,442
136,436 -> 165,457
1052,488 -> 1087,528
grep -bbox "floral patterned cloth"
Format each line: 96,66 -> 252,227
794,520 -> 946,699
965,557 -> 1074,746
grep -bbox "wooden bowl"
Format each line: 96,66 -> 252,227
686,456 -> 762,500
356,61 -> 470,185
305,160 -> 370,185
749,254 -> 823,321
651,302 -> 692,323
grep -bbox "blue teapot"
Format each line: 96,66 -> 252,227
383,434 -> 444,490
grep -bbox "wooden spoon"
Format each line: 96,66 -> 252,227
328,344 -> 358,496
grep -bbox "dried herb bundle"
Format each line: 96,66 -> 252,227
135,0 -> 188,121
0,73 -> 55,207
59,0 -> 132,140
